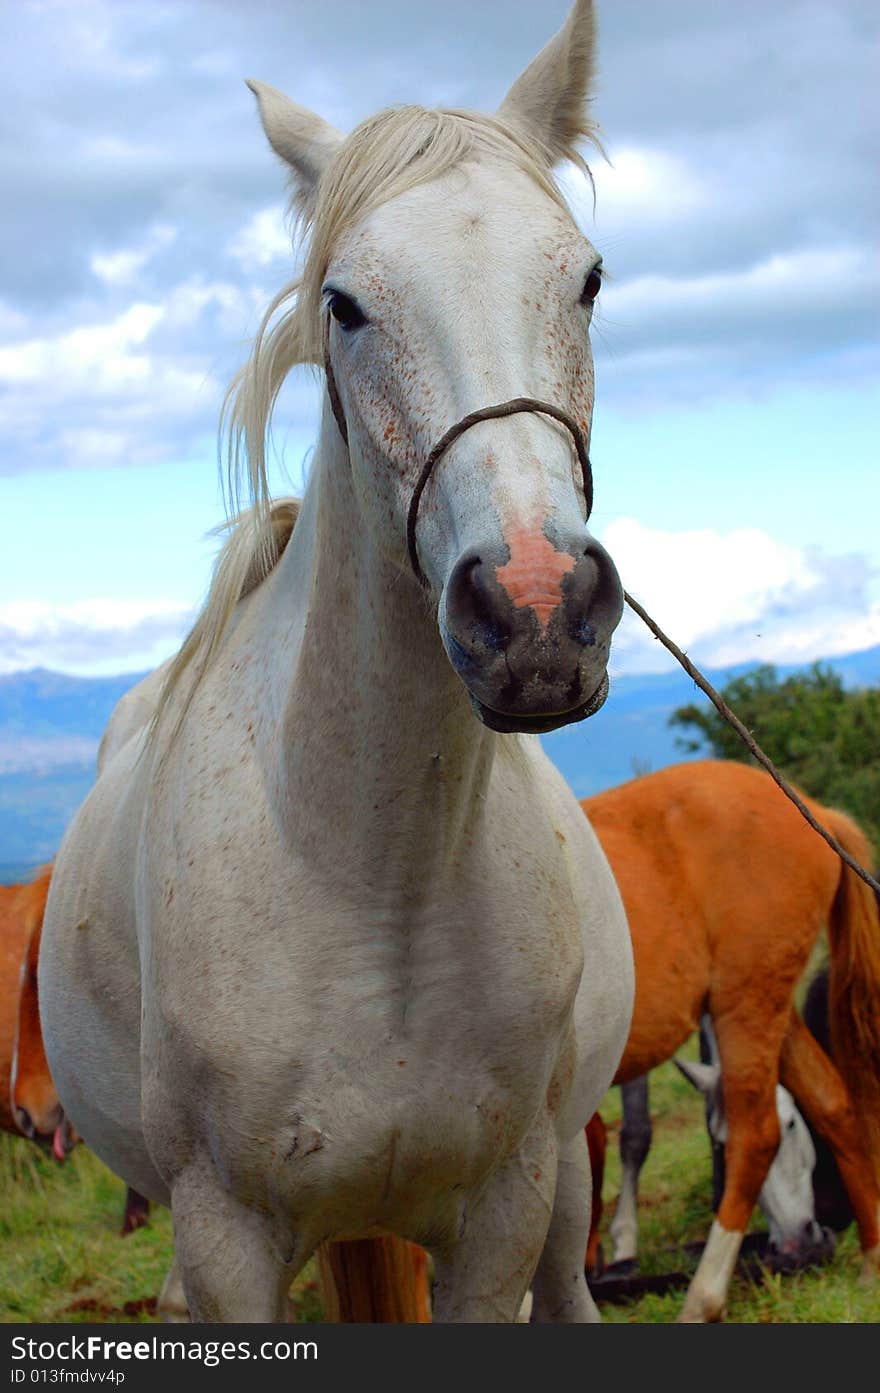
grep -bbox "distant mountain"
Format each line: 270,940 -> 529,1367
0,668 -> 150,744
1,646 -> 878,883
0,765 -> 96,873
0,668 -> 148,879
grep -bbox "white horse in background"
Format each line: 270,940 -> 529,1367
675,1027 -> 832,1269
40,0 -> 634,1322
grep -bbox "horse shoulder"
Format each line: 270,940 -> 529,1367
97,661 -> 172,774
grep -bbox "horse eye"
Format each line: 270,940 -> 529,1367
326,290 -> 367,332
580,266 -> 603,305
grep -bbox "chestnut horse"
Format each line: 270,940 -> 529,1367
1,869 -> 69,1150
581,760 -> 880,1321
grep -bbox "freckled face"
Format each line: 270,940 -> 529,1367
324,161 -> 622,731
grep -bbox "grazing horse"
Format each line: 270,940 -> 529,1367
580,760 -> 880,1321
1,869 -> 70,1152
675,1020 -> 833,1269
40,1 -> 635,1323
585,1022 -> 831,1280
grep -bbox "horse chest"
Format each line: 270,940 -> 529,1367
142,860 -> 582,1210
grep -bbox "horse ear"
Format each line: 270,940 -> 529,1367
246,80 -> 343,204
674,1057 -> 719,1096
497,0 -> 597,165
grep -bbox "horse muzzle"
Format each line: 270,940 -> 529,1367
767,1220 -> 836,1273
440,531 -> 623,734
14,1101 -> 77,1160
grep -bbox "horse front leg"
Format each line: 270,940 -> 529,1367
430,1113 -> 558,1323
170,1165 -> 294,1322
679,1012 -> 784,1323
531,1131 -> 601,1322
157,1260 -> 190,1323
608,1075 -> 652,1269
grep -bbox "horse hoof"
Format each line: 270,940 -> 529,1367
516,1291 -> 534,1322
678,1293 -> 726,1323
120,1215 -> 149,1237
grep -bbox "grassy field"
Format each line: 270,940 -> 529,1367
2,1040 -> 878,1324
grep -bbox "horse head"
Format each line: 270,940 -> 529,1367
676,1045 -> 834,1271
243,0 -> 622,733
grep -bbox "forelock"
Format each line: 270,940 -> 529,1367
293,104 -> 587,361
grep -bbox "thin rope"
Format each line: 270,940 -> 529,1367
324,337 -> 592,587
406,398 -> 592,585
624,589 -> 880,897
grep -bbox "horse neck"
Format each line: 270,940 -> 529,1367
269,405 -> 496,889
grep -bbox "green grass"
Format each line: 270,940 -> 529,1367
0,1133 -> 323,1324
2,1042 -> 878,1323
0,1134 -> 172,1323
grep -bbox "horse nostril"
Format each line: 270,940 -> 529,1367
445,550 -> 511,654
567,614 -> 597,646
14,1106 -> 35,1139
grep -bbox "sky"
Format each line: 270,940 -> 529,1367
1,0 -> 878,678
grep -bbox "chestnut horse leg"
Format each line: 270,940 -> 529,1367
679,1012 -> 785,1322
608,1075 -> 652,1269
779,1011 -> 880,1281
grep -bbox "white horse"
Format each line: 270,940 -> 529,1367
40,0 -> 634,1323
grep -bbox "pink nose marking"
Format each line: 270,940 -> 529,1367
495,528 -> 575,633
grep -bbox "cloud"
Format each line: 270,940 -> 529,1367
561,146 -> 707,228
228,207 -> 295,272
0,736 -> 99,776
604,518 -> 880,674
0,280 -> 279,471
1,0 -> 877,703
0,303 -> 165,386
0,0 -> 874,475
0,599 -> 194,673
601,246 -> 878,356
90,223 -> 177,287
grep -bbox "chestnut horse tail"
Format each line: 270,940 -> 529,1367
823,805 -> 880,1180
316,1237 -> 431,1322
